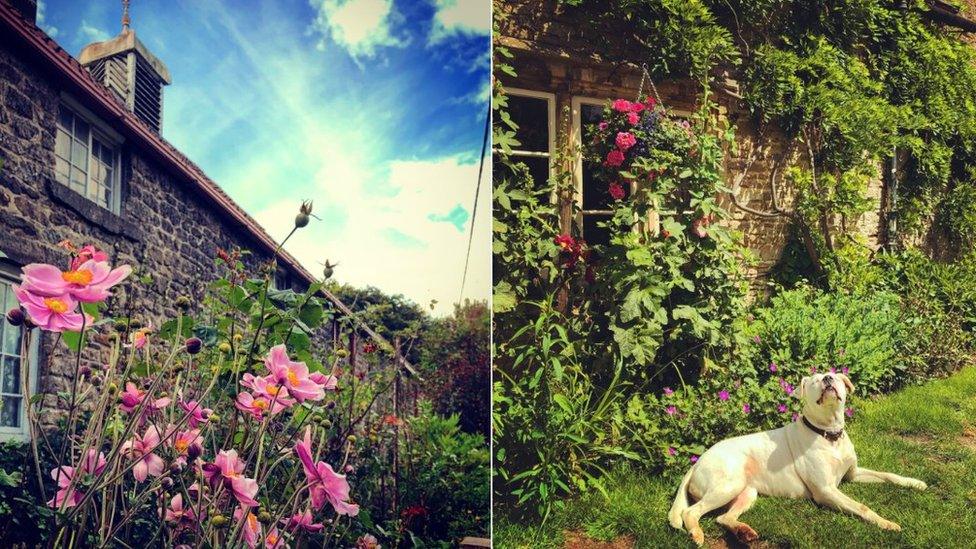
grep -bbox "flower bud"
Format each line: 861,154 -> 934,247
211,514 -> 228,528
175,295 -> 192,311
160,477 -> 173,490
258,510 -> 273,524
233,333 -> 243,342
200,409 -> 211,420
344,464 -> 354,474
107,382 -> 119,395
170,463 -> 183,476
218,342 -> 232,354
295,200 -> 313,228
5,308 -> 24,327
185,337 -> 202,355
326,400 -> 336,410
347,435 -> 357,444
187,442 -> 203,463
335,349 -> 350,359
79,365 -> 92,379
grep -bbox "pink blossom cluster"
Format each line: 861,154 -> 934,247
11,244 -> 130,332
235,344 -> 338,420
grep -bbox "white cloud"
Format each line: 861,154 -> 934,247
450,77 -> 489,106
78,20 -> 110,43
36,0 -> 58,38
309,0 -> 407,60
429,0 -> 489,44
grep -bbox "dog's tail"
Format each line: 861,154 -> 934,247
668,466 -> 694,529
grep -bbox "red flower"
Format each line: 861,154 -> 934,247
363,342 -> 378,354
615,132 -> 637,151
554,234 -> 576,251
630,102 -> 645,114
608,182 -> 625,200
645,97 -> 657,110
612,99 -> 632,112
605,149 -> 625,167
627,112 -> 640,125
554,234 -> 584,268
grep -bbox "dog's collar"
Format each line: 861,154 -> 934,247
801,416 -> 844,442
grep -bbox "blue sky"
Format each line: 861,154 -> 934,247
38,0 -> 490,316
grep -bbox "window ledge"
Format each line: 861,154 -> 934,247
46,179 -> 141,241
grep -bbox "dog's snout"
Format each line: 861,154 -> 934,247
824,375 -> 834,385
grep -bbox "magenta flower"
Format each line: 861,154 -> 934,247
47,449 -> 106,508
615,132 -> 637,151
690,455 -> 699,463
164,493 -> 199,529
70,245 -> 109,270
742,403 -> 751,414
598,121 -> 609,131
608,182 -> 626,200
627,112 -> 640,125
667,447 -> 676,456
119,382 -> 170,414
663,387 -> 674,396
605,149 -> 625,167
718,390 -> 730,401
282,508 -> 325,533
12,287 -> 89,332
235,506 -> 262,549
845,407 -> 854,417
18,259 -> 130,303
778,404 -> 788,413
203,450 -> 259,507
121,425 -> 165,482
611,99 -> 632,112
265,345 -> 325,403
294,427 -> 359,516
179,399 -> 212,428
779,378 -> 794,395
829,367 -> 837,374
769,362 -> 778,372
665,405 -> 677,415
842,367 -> 849,374
792,413 -> 800,422
810,366 -> 818,373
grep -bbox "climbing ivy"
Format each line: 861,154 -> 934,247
560,0 -> 976,281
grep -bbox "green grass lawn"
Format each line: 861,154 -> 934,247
496,366 -> 976,548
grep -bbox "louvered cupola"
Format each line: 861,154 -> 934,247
78,15 -> 171,134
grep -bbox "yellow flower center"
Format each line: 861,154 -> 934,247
246,513 -> 258,530
254,398 -> 268,410
266,385 -> 280,396
287,371 -> 299,386
44,298 -> 69,314
174,439 -> 189,453
61,269 -> 94,285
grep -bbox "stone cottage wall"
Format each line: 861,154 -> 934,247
0,37 -> 322,424
496,0 -> 885,285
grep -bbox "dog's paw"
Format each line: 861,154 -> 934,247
690,528 -> 705,546
908,479 -> 927,491
734,524 -> 759,543
879,519 -> 901,532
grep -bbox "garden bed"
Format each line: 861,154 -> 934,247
496,365 -> 976,548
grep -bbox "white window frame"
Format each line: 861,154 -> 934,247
55,95 -> 124,215
0,267 -> 40,442
571,96 -> 692,240
493,88 -> 556,191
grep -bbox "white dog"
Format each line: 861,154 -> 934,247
668,373 -> 927,546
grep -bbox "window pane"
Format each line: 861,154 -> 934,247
1,396 -> 19,427
1,320 -> 19,355
56,129 -> 71,159
57,105 -> 73,131
508,95 -> 550,153
583,214 -> 612,247
55,157 -> 70,183
70,167 -> 86,193
70,139 -> 88,168
2,356 -> 19,393
73,117 -> 90,142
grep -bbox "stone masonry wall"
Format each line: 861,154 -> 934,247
496,0 -> 885,285
0,37 -> 313,424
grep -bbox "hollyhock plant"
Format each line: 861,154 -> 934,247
47,449 -> 107,508
18,258 -> 131,303
608,182 -> 626,200
203,450 -> 259,507
294,427 -> 359,516
12,287 -> 89,332
121,425 -> 166,482
611,99 -> 632,112
615,132 -> 637,151
605,149 -> 625,167
282,508 -> 325,533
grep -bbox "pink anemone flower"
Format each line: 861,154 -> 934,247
121,425 -> 165,482
203,450 -> 259,507
19,259 -> 131,303
47,449 -> 106,508
241,373 -> 298,407
282,508 -> 325,533
179,399 -> 212,428
294,427 -> 359,516
13,287 -> 90,332
119,382 -> 170,414
264,527 -> 286,549
309,371 -> 339,391
234,506 -> 263,549
166,426 -> 203,465
164,493 -> 199,529
264,345 -> 325,402
235,391 -> 291,421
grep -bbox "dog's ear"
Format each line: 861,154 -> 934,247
798,376 -> 809,399
839,373 -> 855,395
